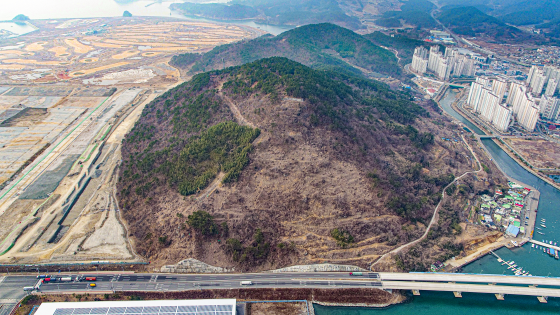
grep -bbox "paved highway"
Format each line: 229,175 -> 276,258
4,272 -> 560,298
36,272 -> 380,293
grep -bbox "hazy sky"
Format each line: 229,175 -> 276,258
1,0 -> 183,20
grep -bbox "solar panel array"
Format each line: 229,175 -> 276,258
53,305 -> 234,315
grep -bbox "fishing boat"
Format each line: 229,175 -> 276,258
537,227 -> 542,230
550,241 -> 553,245
538,231 -> 544,235
542,224 -> 547,228
532,244 -> 535,248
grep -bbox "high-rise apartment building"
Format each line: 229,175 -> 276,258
492,79 -> 508,101
467,82 -> 484,111
479,89 -> 500,122
545,78 -> 559,97
492,104 -> 512,132
529,70 -> 546,95
540,95 -> 560,122
411,47 -> 429,74
428,46 -> 440,72
527,65 -> 539,85
517,100 -> 539,131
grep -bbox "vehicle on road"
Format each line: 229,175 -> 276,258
60,277 -> 72,282
23,286 -> 35,291
90,283 -> 96,287
37,275 -> 46,279
240,281 -> 253,285
85,277 -> 97,281
350,272 -> 363,276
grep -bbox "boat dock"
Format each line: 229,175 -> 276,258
529,240 -> 560,252
490,250 -> 532,276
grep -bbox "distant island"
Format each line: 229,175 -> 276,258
12,14 -> 30,21
123,10 -> 133,17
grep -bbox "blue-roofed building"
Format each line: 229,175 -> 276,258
505,224 -> 520,237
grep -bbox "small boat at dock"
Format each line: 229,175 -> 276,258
532,244 -> 535,248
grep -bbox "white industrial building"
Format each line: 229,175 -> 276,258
35,300 -> 237,315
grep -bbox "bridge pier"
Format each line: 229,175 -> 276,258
412,290 -> 420,296
453,291 -> 462,298
538,296 -> 548,303
495,293 -> 505,300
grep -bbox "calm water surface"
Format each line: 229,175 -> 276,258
1,0 -> 292,35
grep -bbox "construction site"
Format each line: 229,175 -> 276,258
0,16 -> 263,265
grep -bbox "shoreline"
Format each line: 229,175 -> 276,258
447,88 -> 560,192
435,89 -> 543,272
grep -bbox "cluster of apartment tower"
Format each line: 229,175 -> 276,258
466,65 -> 560,133
411,46 -> 476,80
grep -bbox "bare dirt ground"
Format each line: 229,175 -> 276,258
0,16 -> 261,265
247,302 -> 307,315
504,138 -> 560,169
0,17 -> 264,86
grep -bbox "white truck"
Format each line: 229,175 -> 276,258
240,281 -> 253,285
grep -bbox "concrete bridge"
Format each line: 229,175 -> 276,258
379,272 -> 560,302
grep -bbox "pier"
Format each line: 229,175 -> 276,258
529,240 -> 560,252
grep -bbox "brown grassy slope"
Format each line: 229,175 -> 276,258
118,58 -> 479,271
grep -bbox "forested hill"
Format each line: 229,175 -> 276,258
363,31 -> 443,65
118,57 -> 480,272
437,7 -> 529,42
170,23 -> 401,78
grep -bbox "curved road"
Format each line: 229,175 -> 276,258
372,134 -> 483,268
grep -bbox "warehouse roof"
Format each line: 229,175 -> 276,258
35,299 -> 237,315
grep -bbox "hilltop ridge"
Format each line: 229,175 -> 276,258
170,23 -> 401,78
118,57 -> 485,271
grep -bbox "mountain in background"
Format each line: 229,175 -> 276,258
170,23 -> 401,78
437,0 -> 560,26
375,0 -> 437,29
171,0 -> 363,30
437,6 -> 529,42
363,31 -> 442,65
